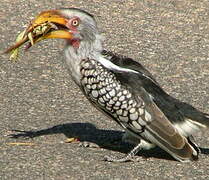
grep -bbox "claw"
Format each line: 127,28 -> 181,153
104,143 -> 142,163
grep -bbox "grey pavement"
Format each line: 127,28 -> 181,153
1,0 -> 209,179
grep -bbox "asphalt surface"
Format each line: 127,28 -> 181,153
1,0 -> 209,179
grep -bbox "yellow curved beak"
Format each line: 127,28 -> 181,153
4,9 -> 73,60
27,10 -> 73,40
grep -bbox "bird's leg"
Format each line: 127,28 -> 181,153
104,143 -> 142,162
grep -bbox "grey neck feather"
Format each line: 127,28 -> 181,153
64,34 -> 104,85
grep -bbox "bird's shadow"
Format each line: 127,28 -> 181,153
8,122 -> 209,161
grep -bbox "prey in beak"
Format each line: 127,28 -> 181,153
4,10 -> 73,61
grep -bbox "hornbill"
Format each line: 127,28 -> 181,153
5,8 -> 209,162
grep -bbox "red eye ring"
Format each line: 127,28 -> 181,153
71,19 -> 79,27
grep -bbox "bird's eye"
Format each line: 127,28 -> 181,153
71,19 -> 79,27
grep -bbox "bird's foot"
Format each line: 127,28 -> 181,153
104,154 -> 135,162
104,143 -> 142,162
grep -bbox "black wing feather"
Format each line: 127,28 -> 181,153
103,50 -> 209,127
110,67 -> 198,161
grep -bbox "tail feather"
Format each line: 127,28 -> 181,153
203,113 -> 209,127
174,110 -> 209,138
141,129 -> 198,162
186,112 -> 209,128
177,101 -> 209,127
204,113 -> 209,121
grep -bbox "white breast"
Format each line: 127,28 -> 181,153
64,47 -> 82,85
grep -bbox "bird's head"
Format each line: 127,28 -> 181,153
38,8 -> 101,48
5,8 -> 103,58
